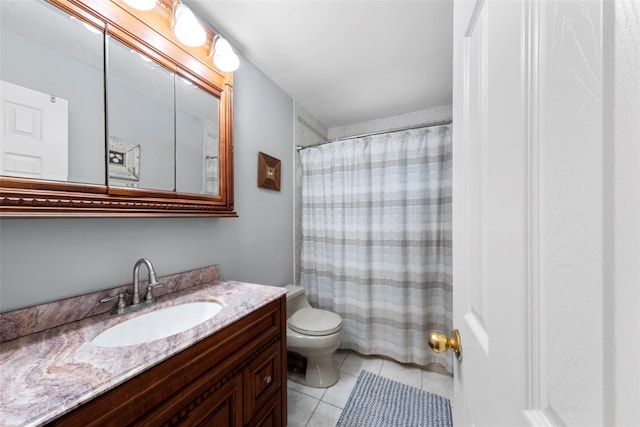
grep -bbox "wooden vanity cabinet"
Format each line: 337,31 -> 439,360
48,297 -> 287,426
243,342 -> 283,426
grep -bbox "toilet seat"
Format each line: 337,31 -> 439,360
288,308 -> 342,336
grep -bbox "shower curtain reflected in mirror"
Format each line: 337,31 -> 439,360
299,125 -> 453,373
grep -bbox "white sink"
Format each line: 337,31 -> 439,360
92,301 -> 222,348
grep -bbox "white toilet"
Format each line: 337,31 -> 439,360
285,284 -> 343,388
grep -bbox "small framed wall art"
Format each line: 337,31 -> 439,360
257,151 -> 281,191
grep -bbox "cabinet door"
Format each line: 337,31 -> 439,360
243,342 -> 281,424
141,374 -> 243,426
247,399 -> 281,427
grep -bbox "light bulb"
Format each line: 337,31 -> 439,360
173,4 -> 206,47
123,0 -> 156,11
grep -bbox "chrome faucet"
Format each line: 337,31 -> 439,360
132,258 -> 163,305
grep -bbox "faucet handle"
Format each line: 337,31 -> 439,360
144,282 -> 164,302
100,293 -> 127,312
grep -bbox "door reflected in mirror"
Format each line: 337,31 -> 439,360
107,36 -> 175,191
175,75 -> 220,196
0,0 -> 105,184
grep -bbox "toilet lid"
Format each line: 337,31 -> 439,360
288,308 -> 343,336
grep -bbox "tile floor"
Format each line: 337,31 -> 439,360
286,350 -> 454,427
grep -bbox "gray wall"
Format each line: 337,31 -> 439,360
0,57 -> 294,312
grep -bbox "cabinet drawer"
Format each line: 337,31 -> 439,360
243,342 -> 281,424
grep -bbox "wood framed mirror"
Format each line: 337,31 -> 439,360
0,0 -> 236,217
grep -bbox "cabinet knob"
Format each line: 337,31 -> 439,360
264,375 -> 272,384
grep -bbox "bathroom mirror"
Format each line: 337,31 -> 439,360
0,0 -> 236,217
107,36 -> 175,191
0,0 -> 105,185
175,72 -> 221,196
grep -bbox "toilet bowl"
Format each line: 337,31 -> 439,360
285,285 -> 343,388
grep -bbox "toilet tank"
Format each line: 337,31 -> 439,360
285,285 -> 311,318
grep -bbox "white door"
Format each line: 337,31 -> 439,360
451,0 -> 639,425
452,1 -> 529,424
0,80 -> 69,181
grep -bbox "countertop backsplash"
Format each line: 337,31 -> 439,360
0,265 -> 221,343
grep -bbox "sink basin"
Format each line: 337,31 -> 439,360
92,301 -> 222,348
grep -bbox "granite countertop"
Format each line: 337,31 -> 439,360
0,281 -> 286,427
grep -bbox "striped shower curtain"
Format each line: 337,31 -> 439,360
299,125 -> 453,373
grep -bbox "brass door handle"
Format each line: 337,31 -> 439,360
428,329 -> 462,359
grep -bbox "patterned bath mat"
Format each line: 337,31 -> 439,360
335,370 -> 452,427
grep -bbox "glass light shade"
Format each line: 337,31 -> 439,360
174,4 -> 206,47
213,51 -> 239,72
123,0 -> 156,11
215,37 -> 233,54
213,37 -> 239,72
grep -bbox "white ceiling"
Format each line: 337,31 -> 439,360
185,1 -> 453,129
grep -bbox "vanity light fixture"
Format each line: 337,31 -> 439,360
122,0 -> 156,11
210,35 -> 240,72
171,0 -> 207,47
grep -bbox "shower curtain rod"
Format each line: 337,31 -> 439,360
296,119 -> 452,151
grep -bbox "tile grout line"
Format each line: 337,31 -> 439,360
303,397 -> 321,427
289,350 -> 454,425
